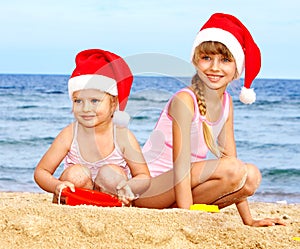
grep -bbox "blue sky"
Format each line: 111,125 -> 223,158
0,0 -> 299,79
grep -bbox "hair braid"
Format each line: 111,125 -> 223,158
191,74 -> 221,158
192,74 -> 207,116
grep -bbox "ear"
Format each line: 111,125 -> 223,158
110,96 -> 118,113
111,96 -> 130,127
110,95 -> 117,106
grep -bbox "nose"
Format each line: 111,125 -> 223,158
82,100 -> 91,112
211,58 -> 220,70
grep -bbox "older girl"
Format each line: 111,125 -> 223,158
135,13 -> 285,227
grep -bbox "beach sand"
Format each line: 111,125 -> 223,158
0,192 -> 299,249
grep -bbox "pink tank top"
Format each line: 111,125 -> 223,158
142,88 -> 230,177
64,122 -> 131,180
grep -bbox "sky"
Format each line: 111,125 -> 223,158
0,0 -> 299,79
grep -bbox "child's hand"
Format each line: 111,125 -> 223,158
116,180 -> 139,205
54,181 -> 75,196
248,218 -> 286,227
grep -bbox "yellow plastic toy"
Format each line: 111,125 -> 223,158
190,204 -> 220,213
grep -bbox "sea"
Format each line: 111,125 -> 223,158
0,74 -> 299,204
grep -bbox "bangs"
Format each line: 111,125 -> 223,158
193,41 -> 234,62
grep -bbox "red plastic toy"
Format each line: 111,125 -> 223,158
60,187 -> 122,207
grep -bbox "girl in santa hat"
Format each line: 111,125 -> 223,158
34,49 -> 150,206
135,13 -> 285,226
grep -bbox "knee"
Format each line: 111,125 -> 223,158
94,164 -> 127,195
60,164 -> 92,188
222,157 -> 247,187
242,164 -> 262,197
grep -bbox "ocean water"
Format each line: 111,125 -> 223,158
0,74 -> 299,203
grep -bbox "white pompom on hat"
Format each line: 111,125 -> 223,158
68,49 -> 133,126
191,13 -> 261,104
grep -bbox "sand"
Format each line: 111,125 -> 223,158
0,192 -> 299,249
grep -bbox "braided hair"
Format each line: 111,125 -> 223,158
191,74 -> 221,158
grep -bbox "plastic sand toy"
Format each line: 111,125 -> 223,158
190,204 -> 220,212
60,187 -> 122,207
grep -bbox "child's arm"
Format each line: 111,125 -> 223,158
218,96 -> 237,157
116,127 -> 151,197
34,124 -> 75,195
218,98 -> 285,226
236,199 -> 286,226
168,91 -> 195,209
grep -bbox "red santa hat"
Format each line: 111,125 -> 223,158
68,49 -> 133,126
191,13 -> 261,104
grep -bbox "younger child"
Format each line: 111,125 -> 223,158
135,13 -> 285,226
34,49 -> 150,205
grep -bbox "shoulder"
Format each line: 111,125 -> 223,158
58,123 -> 74,137
169,88 -> 195,117
115,126 -> 136,141
53,122 -> 75,148
174,88 -> 195,102
115,126 -> 139,151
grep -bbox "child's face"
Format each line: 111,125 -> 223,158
72,89 -> 117,127
195,52 -> 236,91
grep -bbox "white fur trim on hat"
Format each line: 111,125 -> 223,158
239,86 -> 256,104
191,28 -> 245,78
68,74 -> 118,99
113,110 -> 130,127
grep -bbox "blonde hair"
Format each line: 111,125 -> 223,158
191,41 -> 236,157
193,41 -> 235,64
191,74 -> 222,157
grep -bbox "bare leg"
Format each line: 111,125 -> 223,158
211,163 -> 262,208
94,164 -> 128,195
190,157 -> 248,204
135,157 -> 248,208
53,164 -> 93,203
134,170 -> 176,208
60,164 -> 93,189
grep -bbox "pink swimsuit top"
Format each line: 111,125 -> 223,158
142,88 -> 230,177
64,121 -> 131,180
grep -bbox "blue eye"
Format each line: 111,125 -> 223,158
91,99 -> 100,104
74,99 -> 82,104
202,55 -> 211,60
222,57 -> 231,63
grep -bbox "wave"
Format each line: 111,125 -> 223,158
130,96 -> 169,103
4,117 -> 72,124
0,165 -> 35,171
237,141 -> 300,153
42,90 -> 65,94
252,143 -> 297,149
254,100 -> 282,105
255,168 -> 300,203
0,86 -> 17,90
0,136 -> 54,145
129,96 -> 148,101
261,168 -> 300,177
5,116 -> 46,121
253,191 -> 300,203
131,115 -> 151,120
16,105 -> 40,109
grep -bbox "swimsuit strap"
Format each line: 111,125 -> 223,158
73,121 -> 79,140
113,125 -> 123,155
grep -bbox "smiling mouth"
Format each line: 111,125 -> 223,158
207,75 -> 223,81
81,115 -> 95,120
